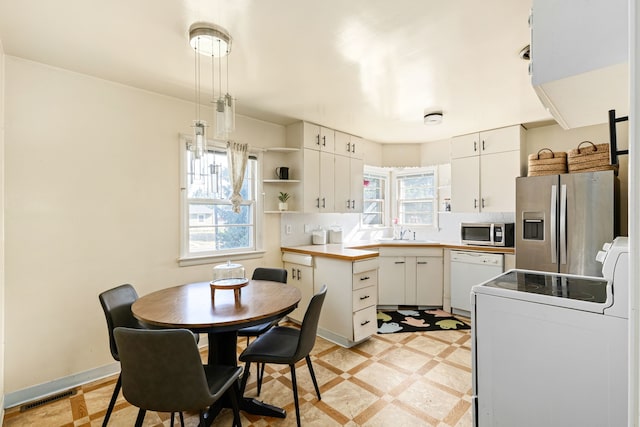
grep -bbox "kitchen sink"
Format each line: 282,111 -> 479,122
376,238 -> 435,244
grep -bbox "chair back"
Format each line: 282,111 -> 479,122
252,267 -> 288,283
294,285 -> 327,360
99,284 -> 143,361
114,327 -> 213,413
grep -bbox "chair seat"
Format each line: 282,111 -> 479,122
239,326 -> 301,364
237,320 -> 276,338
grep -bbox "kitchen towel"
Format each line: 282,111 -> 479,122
377,309 -> 470,334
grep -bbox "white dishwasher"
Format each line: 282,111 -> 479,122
450,251 -> 503,315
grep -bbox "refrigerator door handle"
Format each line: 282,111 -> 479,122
559,184 -> 567,264
550,184 -> 557,264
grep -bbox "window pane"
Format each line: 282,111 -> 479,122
188,204 -> 253,253
362,173 -> 386,226
397,171 -> 436,226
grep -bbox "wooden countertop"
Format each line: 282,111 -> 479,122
282,241 -> 515,259
281,244 -> 379,261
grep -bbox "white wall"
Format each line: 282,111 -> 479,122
381,143 -> 421,167
3,57 -> 286,401
0,39 -> 6,416
421,138 -> 451,166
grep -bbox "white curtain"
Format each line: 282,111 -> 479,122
226,141 -> 249,213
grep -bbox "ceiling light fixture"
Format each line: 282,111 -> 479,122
189,22 -> 235,148
424,112 -> 443,125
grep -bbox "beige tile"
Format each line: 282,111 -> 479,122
320,347 -> 368,372
320,380 -> 379,420
397,377 -> 463,420
424,362 -> 472,395
445,346 -> 472,369
353,362 -> 409,393
405,335 -> 451,356
379,346 -> 431,373
360,401 -> 437,427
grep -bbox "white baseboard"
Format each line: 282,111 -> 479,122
3,337 -> 210,410
3,362 -> 120,410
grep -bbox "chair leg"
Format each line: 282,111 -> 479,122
134,408 -> 146,427
199,410 -> 206,427
170,412 -> 175,427
240,362 -> 251,395
179,411 -> 185,427
305,355 -> 321,400
229,380 -> 243,427
102,373 -> 121,427
256,362 -> 266,396
290,364 -> 301,427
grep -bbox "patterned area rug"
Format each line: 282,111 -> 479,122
377,309 -> 470,334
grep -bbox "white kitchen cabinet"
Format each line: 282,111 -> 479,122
530,0 -> 628,129
294,121 -> 335,153
334,154 -> 363,213
335,131 -> 364,159
301,148 -> 335,213
282,252 -> 314,323
313,257 -> 379,347
378,247 -> 443,307
451,125 -> 526,213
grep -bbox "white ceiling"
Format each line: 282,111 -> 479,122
0,0 -> 552,143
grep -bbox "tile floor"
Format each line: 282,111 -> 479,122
3,321 -> 472,426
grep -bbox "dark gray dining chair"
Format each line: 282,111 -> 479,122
237,267 -> 288,385
98,284 -> 145,426
239,285 -> 327,427
114,327 -> 243,427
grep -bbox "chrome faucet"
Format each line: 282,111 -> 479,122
399,227 -> 412,240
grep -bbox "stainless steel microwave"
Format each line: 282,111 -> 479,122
461,223 -> 514,247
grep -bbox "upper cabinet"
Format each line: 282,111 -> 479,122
287,122 -> 365,214
335,131 -> 364,159
301,122 -> 335,153
450,125 -> 526,213
530,0 -> 628,129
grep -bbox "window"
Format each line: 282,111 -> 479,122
180,136 -> 259,262
395,169 -> 436,226
362,168 -> 388,227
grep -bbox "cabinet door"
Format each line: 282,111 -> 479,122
480,150 -> 520,212
416,257 -> 444,306
451,156 -> 480,212
480,126 -> 522,155
303,149 -> 321,212
302,122 -> 322,150
378,257 -> 406,305
284,263 -> 314,323
451,133 -> 480,159
334,154 -> 351,213
335,131 -> 351,157
320,127 -> 335,153
319,151 -> 335,212
350,157 -> 363,212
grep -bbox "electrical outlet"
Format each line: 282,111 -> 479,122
285,224 -> 292,234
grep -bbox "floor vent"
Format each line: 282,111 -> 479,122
19,389 -> 77,412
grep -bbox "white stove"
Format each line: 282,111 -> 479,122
471,237 -> 629,427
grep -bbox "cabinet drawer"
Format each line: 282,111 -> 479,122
353,285 -> 377,312
353,258 -> 379,274
353,269 -> 377,290
353,305 -> 377,342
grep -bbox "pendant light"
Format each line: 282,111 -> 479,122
189,22 -> 235,141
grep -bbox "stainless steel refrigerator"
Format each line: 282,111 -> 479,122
515,170 -> 616,277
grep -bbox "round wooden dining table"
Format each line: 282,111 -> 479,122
131,279 -> 301,420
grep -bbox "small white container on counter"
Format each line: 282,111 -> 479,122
312,229 -> 327,245
329,228 -> 343,244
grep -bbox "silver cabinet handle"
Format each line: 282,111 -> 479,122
322,135 -> 326,146
346,200 -> 351,209
360,276 -> 370,281
351,143 -> 356,153
360,320 -> 370,326
482,140 -> 485,151
291,267 -> 296,278
322,198 -> 326,208
347,142 -> 351,152
296,268 -> 301,280
474,199 -> 478,209
316,134 -> 320,146
481,198 -> 485,208
394,261 -> 405,264
473,141 -> 477,152
359,295 -> 370,300
417,262 -> 427,265
351,200 -> 355,209
316,197 -> 320,208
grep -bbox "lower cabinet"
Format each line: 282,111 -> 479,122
313,256 -> 379,347
282,252 -> 314,323
378,247 -> 444,307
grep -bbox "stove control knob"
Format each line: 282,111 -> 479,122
595,250 -> 607,263
602,242 -> 612,251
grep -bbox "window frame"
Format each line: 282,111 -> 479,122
178,134 -> 264,266
361,166 -> 390,228
392,166 -> 438,228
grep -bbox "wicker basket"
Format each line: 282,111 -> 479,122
567,141 -> 615,173
527,148 -> 567,176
